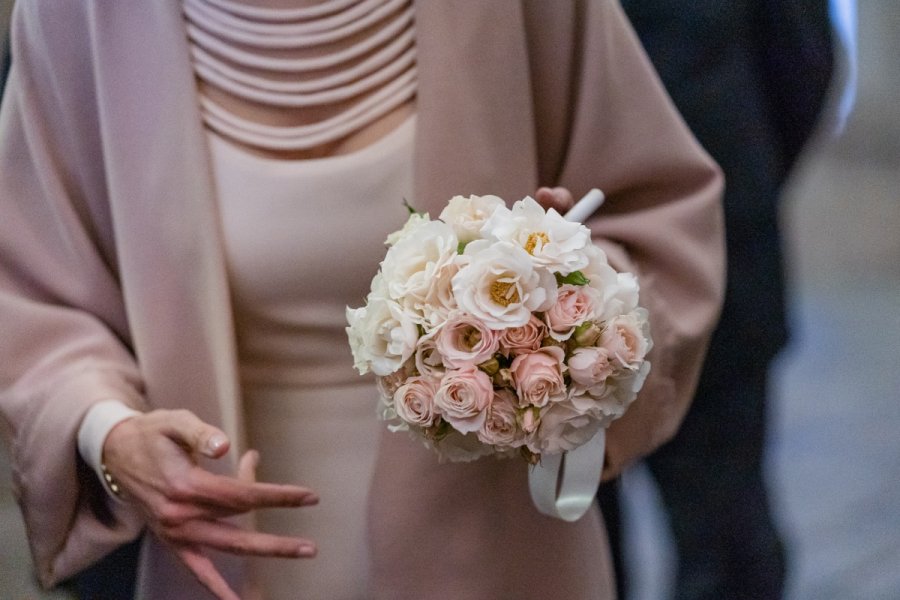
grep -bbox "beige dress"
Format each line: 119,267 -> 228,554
210,116 -> 415,598
0,3 -> 724,598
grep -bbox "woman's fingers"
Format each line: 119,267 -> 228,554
166,524 -> 316,599
535,186 -> 575,214
175,467 -> 319,512
237,449 -> 259,484
103,410 -> 319,598
173,544 -> 242,600
166,519 -> 317,558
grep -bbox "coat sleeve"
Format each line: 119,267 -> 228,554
543,0 -> 726,478
0,1 -> 146,587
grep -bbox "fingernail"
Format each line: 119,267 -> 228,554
205,434 -> 228,455
301,493 -> 320,506
297,542 -> 317,558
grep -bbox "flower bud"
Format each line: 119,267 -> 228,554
492,367 -> 514,388
478,356 -> 501,376
572,321 -> 603,347
518,405 -> 542,434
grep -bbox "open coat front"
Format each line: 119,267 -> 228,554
0,1 -> 723,597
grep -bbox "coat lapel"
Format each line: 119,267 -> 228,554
413,0 -> 539,211
87,2 -> 244,453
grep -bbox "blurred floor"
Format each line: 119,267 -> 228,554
1,2 -> 898,600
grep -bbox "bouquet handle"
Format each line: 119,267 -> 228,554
563,188 -> 605,223
528,188 -> 609,521
528,428 -> 605,522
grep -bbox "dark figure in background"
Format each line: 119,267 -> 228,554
1,36 -> 9,96
599,2 -> 834,599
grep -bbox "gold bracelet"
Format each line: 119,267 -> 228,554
100,463 -> 124,498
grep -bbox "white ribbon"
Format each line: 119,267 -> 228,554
528,428 -> 605,521
563,188 -> 605,223
527,188 -> 609,521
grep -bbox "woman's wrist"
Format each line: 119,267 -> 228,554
77,400 -> 143,501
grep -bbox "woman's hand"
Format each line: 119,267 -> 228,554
534,186 -> 575,214
103,409 -> 318,600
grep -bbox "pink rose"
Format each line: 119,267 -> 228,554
510,346 -> 567,408
414,334 -> 446,379
393,376 -> 441,428
477,388 -> 525,449
544,284 -> 599,341
435,313 -> 500,368
567,346 -> 616,393
498,314 -> 547,357
434,366 -> 493,433
601,312 -> 650,370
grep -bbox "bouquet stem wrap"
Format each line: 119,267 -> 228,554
528,427 -> 605,521
529,190 -> 608,522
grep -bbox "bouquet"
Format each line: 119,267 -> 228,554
346,193 -> 651,464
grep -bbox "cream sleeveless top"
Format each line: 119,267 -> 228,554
210,117 -> 415,387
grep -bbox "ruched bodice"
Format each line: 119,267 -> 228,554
184,0 -> 416,152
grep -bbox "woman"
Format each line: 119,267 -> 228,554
0,1 -> 723,598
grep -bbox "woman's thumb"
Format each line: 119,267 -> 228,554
165,410 -> 230,458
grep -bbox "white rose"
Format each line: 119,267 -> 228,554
581,244 -> 617,288
481,196 -> 591,275
599,272 -> 640,319
380,220 -> 459,323
452,240 -> 557,329
385,211 -> 431,246
421,259 -> 461,328
566,391 -> 617,429
527,400 -> 601,455
573,362 -> 650,424
438,194 -> 505,243
430,431 -> 495,463
346,294 -> 420,376
577,243 -> 642,320
600,309 -> 652,370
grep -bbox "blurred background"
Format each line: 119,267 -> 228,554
0,1 -> 897,598
621,2 -> 900,599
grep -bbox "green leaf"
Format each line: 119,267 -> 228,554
555,270 -> 590,286
402,197 -> 421,215
457,241 -> 468,254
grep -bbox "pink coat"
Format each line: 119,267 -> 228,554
0,1 -> 723,597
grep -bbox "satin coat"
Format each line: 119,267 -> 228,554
0,1 -> 724,597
